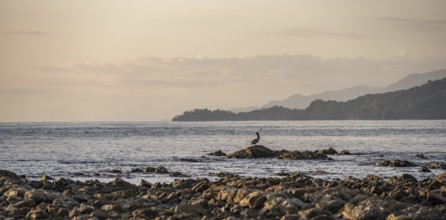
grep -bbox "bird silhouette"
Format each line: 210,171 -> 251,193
251,132 -> 260,145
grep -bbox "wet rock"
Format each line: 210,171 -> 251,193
419,167 -> 431,172
427,161 -> 446,169
339,150 -> 351,155
179,158 -> 200,162
108,169 -> 122,174
169,172 -> 189,177
278,150 -> 328,160
316,147 -> 338,155
228,145 -> 276,159
145,166 -> 170,174
130,168 -> 144,173
416,154 -> 429,160
378,160 -> 417,167
208,150 -> 227,157
0,170 -> 21,179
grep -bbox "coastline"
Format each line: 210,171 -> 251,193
1,169 -> 445,220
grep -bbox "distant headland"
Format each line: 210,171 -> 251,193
172,76 -> 446,121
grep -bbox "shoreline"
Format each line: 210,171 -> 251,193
1,169 -> 445,219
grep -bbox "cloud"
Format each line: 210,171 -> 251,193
32,54 -> 446,94
378,17 -> 446,33
269,28 -> 368,38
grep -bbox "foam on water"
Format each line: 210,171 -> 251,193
0,120 -> 445,184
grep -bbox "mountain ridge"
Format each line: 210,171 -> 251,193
230,69 -> 446,112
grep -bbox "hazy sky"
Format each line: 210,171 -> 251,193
1,0 -> 446,121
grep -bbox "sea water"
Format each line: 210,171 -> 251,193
0,120 -> 445,184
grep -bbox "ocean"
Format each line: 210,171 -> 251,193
0,120 -> 445,184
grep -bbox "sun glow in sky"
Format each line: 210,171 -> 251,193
1,0 -> 446,121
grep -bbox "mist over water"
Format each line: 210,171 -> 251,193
0,120 -> 445,184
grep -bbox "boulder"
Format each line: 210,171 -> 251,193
207,150 -> 227,157
0,170 -> 21,179
415,154 -> 429,160
419,167 -> 431,172
24,189 -> 54,204
339,150 -> 351,155
278,150 -> 328,160
316,147 -> 338,155
228,145 -> 276,159
377,160 -> 416,167
239,191 -> 266,209
174,204 -> 205,215
427,161 -> 446,169
145,166 -> 169,174
427,190 -> 446,205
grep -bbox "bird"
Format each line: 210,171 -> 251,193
251,132 -> 260,145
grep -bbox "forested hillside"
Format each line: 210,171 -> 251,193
172,78 -> 446,121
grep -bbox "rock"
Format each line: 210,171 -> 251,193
228,145 -> 276,159
132,208 -> 158,218
174,204 -> 204,215
434,173 -> 446,183
108,169 -> 122,173
13,199 -> 36,208
169,172 -> 189,177
427,191 -> 446,205
239,191 -> 266,209
298,208 -> 332,219
427,161 -> 446,169
339,150 -> 351,155
145,166 -> 169,174
378,160 -> 417,167
5,187 -> 29,197
280,214 -> 300,220
78,204 -> 95,214
130,168 -> 144,173
277,150 -> 328,160
316,195 -> 345,213
387,204 -> 444,220
416,154 -> 429,160
110,178 -> 134,189
24,189 -> 54,204
419,167 -> 431,172
179,158 -> 200,162
40,175 -> 55,181
316,147 -> 338,155
26,209 -> 49,219
139,179 -> 152,188
342,198 -> 407,220
208,150 -> 227,157
0,170 -> 21,179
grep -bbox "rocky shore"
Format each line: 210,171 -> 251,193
1,169 -> 445,220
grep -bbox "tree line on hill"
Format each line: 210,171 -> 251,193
172,77 -> 446,121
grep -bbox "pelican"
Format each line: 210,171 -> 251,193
251,132 -> 260,145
